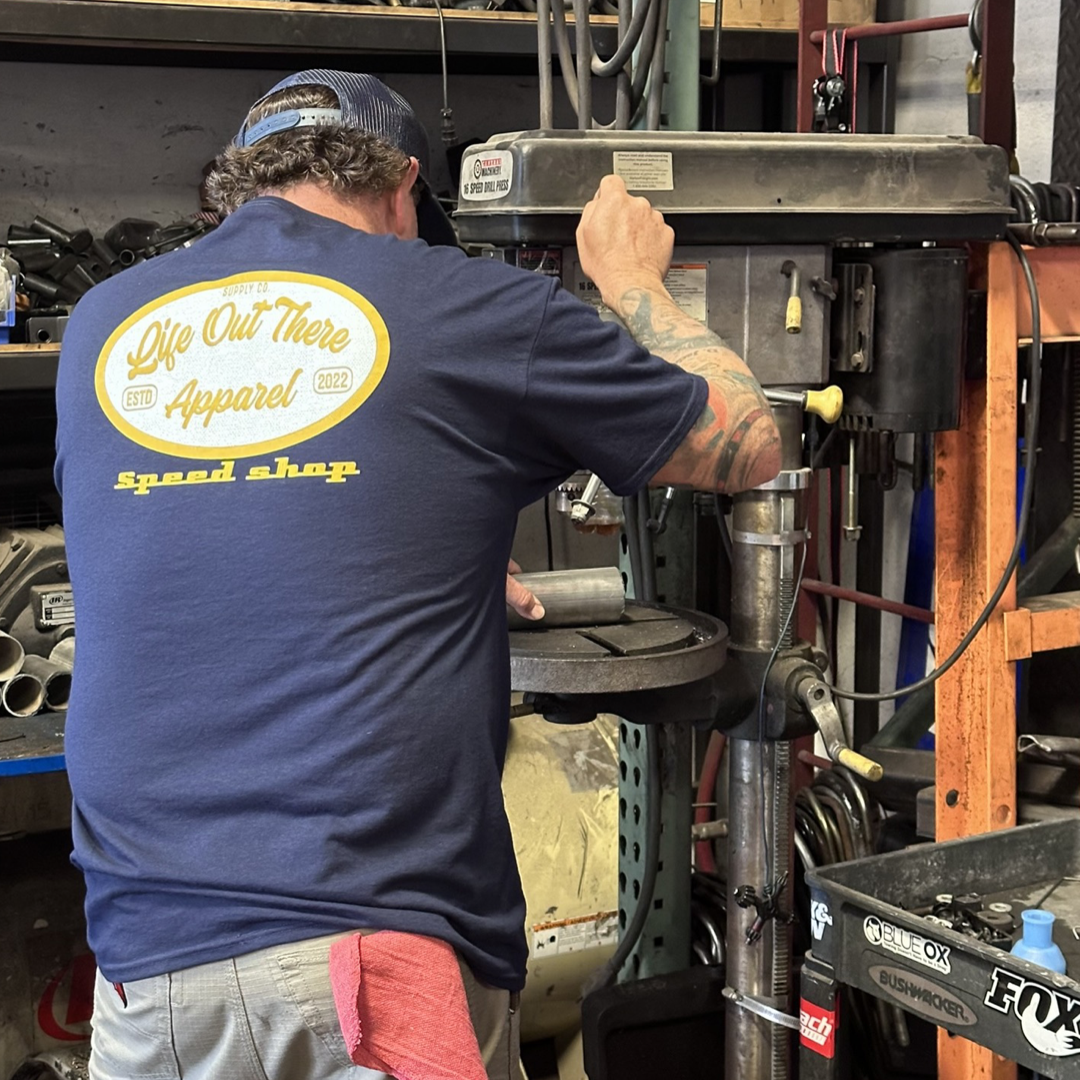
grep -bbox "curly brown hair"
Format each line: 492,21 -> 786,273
204,84 -> 413,215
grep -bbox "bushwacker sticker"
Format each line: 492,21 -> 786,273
984,967 -> 1080,1057
863,915 -> 952,974
95,271 -> 389,459
869,965 -> 977,1027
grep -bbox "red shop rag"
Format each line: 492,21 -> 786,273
328,931 -> 488,1080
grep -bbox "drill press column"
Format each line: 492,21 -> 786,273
725,406 -> 806,1080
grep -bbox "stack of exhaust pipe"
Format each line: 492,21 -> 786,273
0,628 -> 73,717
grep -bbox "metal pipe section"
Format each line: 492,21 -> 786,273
49,636 -> 75,669
590,0 -> 654,78
2,672 -> 45,717
614,0 -> 631,128
726,739 -> 793,1080
20,655 -> 72,711
730,410 -> 807,653
537,0 -> 554,128
843,435 -> 861,542
574,0 -> 592,129
644,0 -> 670,130
507,567 -> 626,629
701,0 -> 723,87
809,13 -> 968,43
800,578 -> 935,624
0,629 -> 25,681
725,406 -> 804,1080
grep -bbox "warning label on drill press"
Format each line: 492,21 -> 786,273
530,911 -> 618,958
572,264 -> 707,325
666,264 -> 708,323
612,151 -> 673,191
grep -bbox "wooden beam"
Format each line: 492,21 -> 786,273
1014,247 -> 1080,341
934,241 -> 1018,1080
1002,607 -> 1033,662
1004,592 -> 1080,660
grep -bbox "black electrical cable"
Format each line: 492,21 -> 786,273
431,0 -> 456,147
823,232 -> 1043,702
584,722 -> 662,992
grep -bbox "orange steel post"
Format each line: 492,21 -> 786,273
934,241 -> 1018,1080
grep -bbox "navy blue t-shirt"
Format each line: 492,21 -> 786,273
54,197 -> 707,989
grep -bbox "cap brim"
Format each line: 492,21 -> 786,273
417,188 -> 459,247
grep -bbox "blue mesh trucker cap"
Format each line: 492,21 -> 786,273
237,69 -> 457,247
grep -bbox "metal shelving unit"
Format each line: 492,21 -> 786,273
0,715 -> 66,776
0,344 -> 61,391
0,0 -> 802,69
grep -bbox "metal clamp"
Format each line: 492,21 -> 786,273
755,468 -> 812,492
731,528 -> 810,547
721,987 -> 800,1032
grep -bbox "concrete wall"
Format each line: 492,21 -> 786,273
891,0 -> 1060,179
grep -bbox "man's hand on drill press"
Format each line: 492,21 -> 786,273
577,175 -> 673,309
506,560 -> 545,622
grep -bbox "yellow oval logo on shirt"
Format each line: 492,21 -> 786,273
95,271 -> 390,459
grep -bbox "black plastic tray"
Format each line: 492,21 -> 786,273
807,819 -> 1080,1078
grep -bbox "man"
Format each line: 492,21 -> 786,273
55,71 -> 779,1080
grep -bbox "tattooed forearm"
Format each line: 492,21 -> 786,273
614,284 -> 782,493
618,288 -> 735,358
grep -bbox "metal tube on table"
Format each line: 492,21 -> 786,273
2,672 -> 45,717
20,655 -> 72,711
0,629 -> 24,682
507,567 -> 625,629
